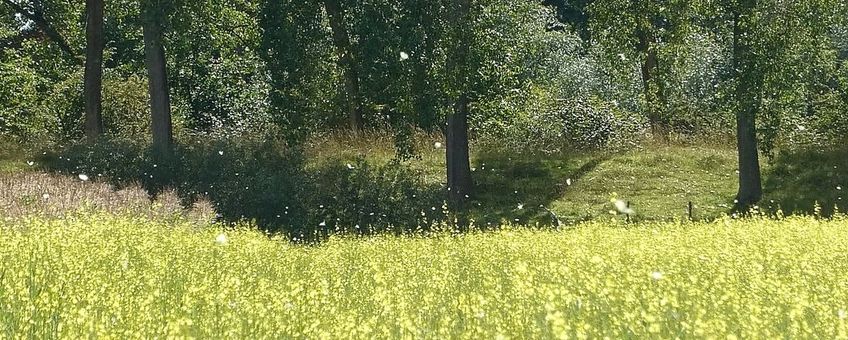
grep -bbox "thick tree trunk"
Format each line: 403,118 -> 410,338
732,5 -> 762,211
446,0 -> 473,208
447,95 -> 472,206
323,0 -> 364,132
142,8 -> 173,154
83,0 -> 105,142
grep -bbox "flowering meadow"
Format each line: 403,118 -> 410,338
1,213 -> 847,338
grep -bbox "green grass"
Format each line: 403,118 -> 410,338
7,133 -> 844,226
548,146 -> 741,223
0,138 -> 30,173
470,146 -> 742,225
303,134 -> 846,223
314,142 -> 743,224
2,212 -> 848,338
303,134 -> 745,225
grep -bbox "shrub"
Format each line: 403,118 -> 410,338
308,158 -> 446,236
41,136 -> 444,239
477,97 -> 647,154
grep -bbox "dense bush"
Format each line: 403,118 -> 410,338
557,98 -> 648,149
310,158 -> 446,236
40,137 -> 445,239
0,51 -> 54,139
101,74 -> 154,138
477,97 -> 647,154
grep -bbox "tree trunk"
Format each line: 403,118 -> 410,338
447,95 -> 472,206
637,26 -> 664,140
142,6 -> 173,154
83,0 -> 104,142
323,0 -> 364,132
446,0 -> 473,208
411,3 -> 438,130
732,4 -> 763,211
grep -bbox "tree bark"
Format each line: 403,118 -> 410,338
732,3 -> 763,211
83,0 -> 105,142
323,0 -> 364,132
142,5 -> 172,154
637,25 -> 664,140
411,3 -> 438,130
446,0 -> 473,208
447,95 -> 472,206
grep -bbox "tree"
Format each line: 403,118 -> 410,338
588,0 -> 694,139
404,1 -> 442,131
1,0 -> 81,64
541,0 -> 592,43
142,0 -> 172,153
83,0 -> 104,141
259,0 -> 327,144
323,0 -> 364,132
445,0 -> 473,208
166,0 -> 268,133
729,0 -> 762,210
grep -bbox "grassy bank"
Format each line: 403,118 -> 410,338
5,135 -> 847,228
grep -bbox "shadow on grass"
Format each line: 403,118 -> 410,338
763,147 -> 848,217
36,135 -> 616,238
38,136 -> 448,241
469,151 -> 609,227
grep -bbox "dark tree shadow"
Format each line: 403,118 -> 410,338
38,137 -> 447,241
762,147 -> 848,217
469,151 -> 609,227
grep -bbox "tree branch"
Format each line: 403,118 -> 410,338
0,27 -> 41,51
1,0 -> 82,64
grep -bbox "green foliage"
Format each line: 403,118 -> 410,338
310,158 -> 446,235
477,96 -> 648,154
2,0 -> 846,152
101,74 -> 153,137
173,136 -> 311,232
259,0 -> 337,143
0,50 -> 52,138
40,136 -> 444,238
168,0 -> 271,133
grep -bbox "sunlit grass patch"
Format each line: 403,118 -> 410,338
551,146 -> 741,223
2,213 -> 847,338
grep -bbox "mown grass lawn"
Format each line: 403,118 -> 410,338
2,213 -> 847,338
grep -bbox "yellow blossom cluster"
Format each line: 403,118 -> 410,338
1,213 -> 847,338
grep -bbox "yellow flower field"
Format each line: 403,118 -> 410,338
1,213 -> 847,338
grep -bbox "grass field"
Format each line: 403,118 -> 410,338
2,137 -> 846,338
6,134 -> 845,225
2,212 -> 847,338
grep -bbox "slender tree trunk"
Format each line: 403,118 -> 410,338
142,5 -> 172,154
324,0 -> 364,132
83,0 -> 105,142
732,4 -> 763,210
446,0 -> 473,208
637,26 -> 664,140
412,3 -> 438,130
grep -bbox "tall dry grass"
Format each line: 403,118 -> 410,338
0,171 -> 214,223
